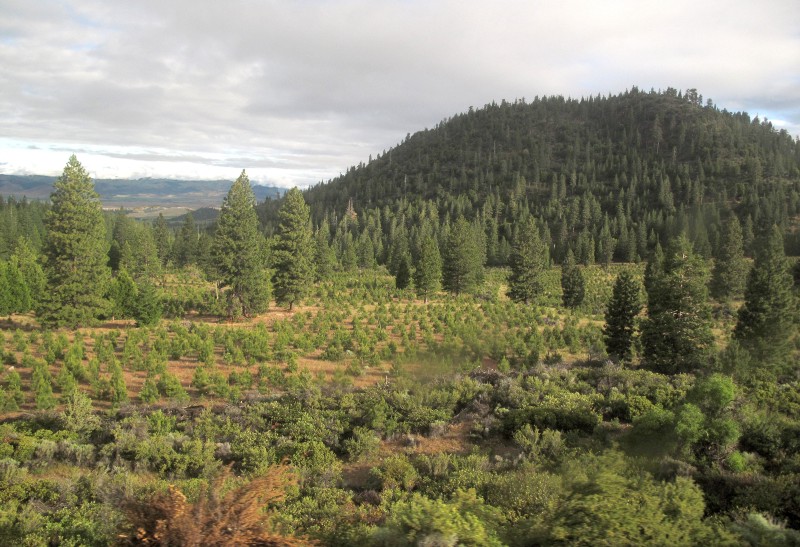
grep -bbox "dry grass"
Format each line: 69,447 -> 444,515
119,465 -> 315,546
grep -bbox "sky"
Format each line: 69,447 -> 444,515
1,0 -> 798,189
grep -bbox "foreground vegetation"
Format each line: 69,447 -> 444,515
1,262 -> 799,545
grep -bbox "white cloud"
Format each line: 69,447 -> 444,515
0,0 -> 798,187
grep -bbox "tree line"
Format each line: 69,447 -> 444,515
0,157 -> 316,329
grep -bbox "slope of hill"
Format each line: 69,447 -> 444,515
292,87 -> 800,265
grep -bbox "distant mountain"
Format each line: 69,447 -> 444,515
0,175 -> 283,208
169,207 -> 220,226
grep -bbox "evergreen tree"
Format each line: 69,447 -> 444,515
212,171 -> 271,318
388,224 -> 410,276
121,222 -> 162,281
32,360 -> 56,410
0,263 -> 11,315
39,156 -> 110,328
139,373 -> 160,404
11,237 -> 45,311
0,261 -> 30,315
395,254 -> 412,290
313,223 -> 336,281
641,236 -> 714,374
413,234 -> 442,303
603,270 -> 642,362
597,220 -> 615,267
174,212 -> 198,268
357,233 -> 376,269
56,363 -> 78,398
561,249 -> 585,309
443,216 -> 485,296
6,260 -> 31,313
152,213 -> 172,267
35,374 -> 57,410
507,217 -> 546,303
733,225 -> 795,367
133,280 -> 163,327
339,233 -> 358,272
109,359 -> 128,405
0,369 -> 23,411
109,268 -> 138,319
272,187 -> 315,311
710,215 -> 747,301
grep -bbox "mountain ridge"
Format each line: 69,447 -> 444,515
287,87 -> 800,266
0,174 -> 284,207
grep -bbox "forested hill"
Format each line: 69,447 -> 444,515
287,87 -> 800,267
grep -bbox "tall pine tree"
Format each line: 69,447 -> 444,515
39,156 -> 110,328
733,225 -> 795,367
561,249 -> 585,309
152,213 -> 172,267
507,217 -> 546,303
443,216 -> 485,296
413,234 -> 442,303
272,187 -> 315,310
641,236 -> 714,374
11,237 -> 45,311
174,212 -> 197,268
710,214 -> 747,301
212,170 -> 271,318
603,270 -> 642,362
395,253 -> 412,290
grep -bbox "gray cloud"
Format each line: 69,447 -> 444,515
1,0 -> 798,187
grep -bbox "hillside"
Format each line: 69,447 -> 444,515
293,87 -> 800,266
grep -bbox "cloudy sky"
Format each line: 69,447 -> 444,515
1,0 -> 798,188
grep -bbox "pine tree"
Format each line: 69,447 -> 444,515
4,259 -> 30,313
603,270 -> 642,362
561,249 -> 585,309
413,234 -> 442,303
388,229 -> 410,276
507,217 -> 546,303
0,259 -> 31,317
395,253 -> 412,290
710,215 -> 747,301
174,212 -> 197,268
133,280 -> 163,327
597,220 -> 615,268
121,222 -> 162,281
0,263 -> 11,315
339,232 -> 358,272
109,268 -> 138,319
139,373 -> 160,404
11,237 -> 45,311
39,155 -> 110,328
152,213 -> 172,267
212,171 -> 271,318
272,187 -> 315,311
313,223 -> 336,281
641,236 -> 714,374
443,216 -> 486,296
733,225 -> 795,366
32,359 -> 56,410
109,359 -> 128,405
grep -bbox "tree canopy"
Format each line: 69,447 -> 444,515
272,187 -> 315,310
212,170 -> 270,318
38,155 -> 110,328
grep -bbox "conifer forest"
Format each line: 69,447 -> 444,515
1,88 -> 800,545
